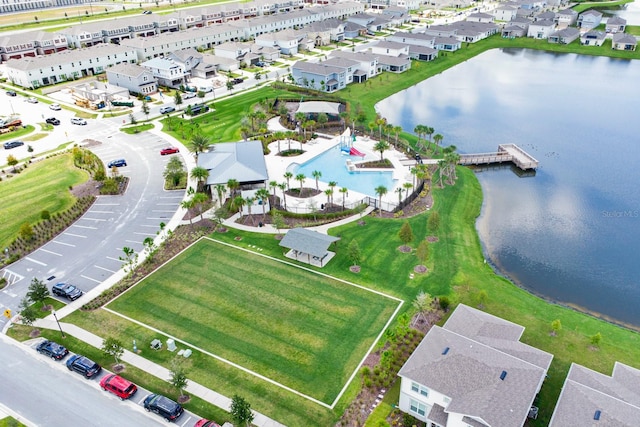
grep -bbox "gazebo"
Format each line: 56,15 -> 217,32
279,228 -> 340,267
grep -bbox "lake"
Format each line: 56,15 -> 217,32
376,48 -> 640,328
604,0 -> 640,25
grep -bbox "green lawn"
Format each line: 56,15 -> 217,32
0,153 -> 88,249
106,238 -> 400,404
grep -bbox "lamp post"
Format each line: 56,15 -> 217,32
51,310 -> 65,338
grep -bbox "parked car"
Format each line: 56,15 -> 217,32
160,106 -> 176,114
160,147 -> 179,155
3,141 -> 24,149
255,61 -> 266,67
143,394 -> 184,422
199,86 -> 213,93
70,117 -> 87,125
66,354 -> 102,378
51,282 -> 83,301
45,117 -> 60,126
49,103 -> 62,111
26,97 -> 38,103
188,104 -> 209,116
6,90 -> 17,96
182,92 -> 197,99
107,159 -> 127,168
100,374 -> 138,400
142,10 -> 152,14
232,78 -> 244,85
195,420 -> 221,427
36,340 -> 69,360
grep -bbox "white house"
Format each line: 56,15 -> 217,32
330,50 -> 380,80
387,31 -> 435,48
140,57 -> 189,88
606,16 -> 627,34
370,40 -> 410,57
580,30 -> 606,46
107,63 -> 157,95
398,304 -> 553,427
577,9 -> 603,29
291,60 -> 348,92
255,29 -> 300,55
466,12 -> 494,23
527,19 -> 555,39
612,32 -> 637,51
555,8 -> 577,27
493,4 -> 518,22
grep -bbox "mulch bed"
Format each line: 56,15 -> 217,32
398,245 -> 412,253
285,187 -> 322,198
414,265 -> 428,274
426,236 -> 439,243
349,265 -> 361,273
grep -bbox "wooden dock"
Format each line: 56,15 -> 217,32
459,144 -> 538,171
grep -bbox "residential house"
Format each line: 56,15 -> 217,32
398,304 -> 553,427
198,140 -> 268,191
390,0 -> 421,8
322,57 -> 359,85
375,53 -> 411,73
255,29 -> 300,55
0,31 -> 39,61
466,12 -> 494,23
330,50 -> 380,80
535,11 -> 556,22
106,63 -> 158,95
580,30 -> 606,46
423,24 -> 458,38
141,57 -> 189,88
527,19 -> 555,39
344,22 -> 366,39
555,8 -> 577,27
434,36 -> 461,51
502,18 -> 530,38
577,10 -> 603,29
370,40 -> 409,57
424,22 -> 498,43
606,16 -> 627,34
32,30 -> 69,56
200,53 -> 240,72
167,48 -> 217,80
407,45 -> 438,61
549,362 -> 640,427
4,43 -> 137,88
387,31 -> 435,48
347,13 -> 392,32
612,32 -> 637,51
548,27 -> 579,44
63,24 -> 104,48
214,41 -> 252,61
305,18 -> 346,45
250,44 -> 280,62
128,14 -> 158,38
493,4 -> 518,22
291,61 -> 347,92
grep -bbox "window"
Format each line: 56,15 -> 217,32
409,399 -> 426,416
411,382 -> 429,397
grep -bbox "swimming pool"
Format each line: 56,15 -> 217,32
291,144 -> 395,198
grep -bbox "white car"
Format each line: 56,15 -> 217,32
26,97 -> 38,103
50,103 -> 62,111
71,118 -> 87,125
182,92 -> 197,99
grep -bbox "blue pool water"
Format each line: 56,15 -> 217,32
292,144 -> 395,198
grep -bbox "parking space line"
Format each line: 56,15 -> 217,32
93,203 -> 120,206
94,265 -> 118,273
140,225 -> 162,228
63,232 -> 87,238
87,210 -> 113,214
157,203 -> 178,206
133,232 -> 156,237
81,275 -> 102,284
25,257 -> 46,266
38,248 -> 62,256
51,240 -> 75,247
71,224 -> 98,229
106,256 -> 124,262
180,416 -> 192,427
79,217 -> 107,222
152,210 -> 177,213
125,240 -> 141,245
147,217 -> 171,220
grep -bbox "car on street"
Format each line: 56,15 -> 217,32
160,147 -> 179,155
107,159 -> 127,168
6,90 -> 17,96
143,394 -> 184,422
100,374 -> 138,400
3,141 -> 24,149
26,97 -> 38,103
159,106 -> 175,114
232,78 -> 244,85
50,103 -> 62,111
142,10 -> 152,14
36,340 -> 69,360
45,117 -> 60,126
51,282 -> 83,301
66,354 -> 102,378
70,118 -> 87,125
182,92 -> 196,99
255,61 -> 266,67
195,419 -> 221,427
199,86 -> 213,93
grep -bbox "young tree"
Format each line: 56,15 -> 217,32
180,198 -> 195,225
173,91 -> 183,107
412,290 -> 434,325
119,246 -> 138,274
102,337 -> 125,364
141,100 -> 149,119
551,319 -> 562,336
18,297 -> 37,328
348,239 -> 361,266
295,173 -> 306,197
374,140 -> 390,161
416,240 -> 429,265
374,185 -> 387,212
169,357 -> 189,399
283,171 -> 293,191
399,221 -> 414,248
230,395 -> 254,427
163,156 -> 186,187
214,184 -> 226,207
19,222 -> 34,241
7,154 -> 18,172
427,211 -> 440,233
590,332 -> 602,346
272,211 -> 285,235
27,278 -> 49,309
192,192 -> 209,221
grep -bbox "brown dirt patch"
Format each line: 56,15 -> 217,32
274,234 -> 284,240
349,265 -> 361,273
70,179 -> 101,199
398,245 -> 412,253
112,363 -> 125,373
414,265 -> 428,274
29,329 -> 41,338
426,236 -> 439,243
177,395 -> 191,404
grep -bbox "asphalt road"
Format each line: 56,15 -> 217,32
0,114 -> 185,330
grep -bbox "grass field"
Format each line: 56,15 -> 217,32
106,238 -> 400,405
0,153 -> 88,249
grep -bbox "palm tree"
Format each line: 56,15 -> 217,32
190,133 -> 211,160
190,166 -> 209,193
283,171 -> 293,191
295,173 -> 306,197
395,187 -> 404,205
375,117 -> 387,141
414,125 -> 423,147
324,188 -> 333,207
244,196 -> 255,224
214,184 -> 226,207
227,178 -> 240,199
368,121 -> 376,137
269,180 -> 278,199
295,112 -> 305,135
180,199 -> 194,225
437,159 -> 447,188
232,195 -> 245,215
277,182 -> 287,210
425,126 -> 435,143
433,133 -> 443,154
255,188 -> 270,219
374,140 -> 390,161
192,192 -> 209,221
312,170 -> 322,190
385,123 -> 393,144
410,166 -> 418,189
340,187 -> 348,210
328,181 -> 337,204
393,125 -> 402,148
403,182 -> 413,199
375,185 -> 388,212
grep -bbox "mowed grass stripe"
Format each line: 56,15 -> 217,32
108,238 -> 398,402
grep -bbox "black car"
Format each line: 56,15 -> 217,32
6,90 -> 16,96
52,282 -> 83,301
143,394 -> 184,422
232,78 -> 244,85
36,340 -> 69,360
107,159 -> 127,168
3,141 -> 24,149
66,354 -> 102,378
45,117 -> 60,126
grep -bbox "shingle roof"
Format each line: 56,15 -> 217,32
279,228 -> 339,258
4,44 -> 134,71
106,63 -> 149,78
292,60 -> 344,76
613,32 -> 637,44
198,140 -> 268,186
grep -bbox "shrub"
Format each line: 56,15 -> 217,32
40,210 -> 50,220
439,296 -> 450,311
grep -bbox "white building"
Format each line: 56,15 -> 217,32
107,63 -> 158,95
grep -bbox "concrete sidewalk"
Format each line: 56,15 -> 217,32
33,318 -> 285,427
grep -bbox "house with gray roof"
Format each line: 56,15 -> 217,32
140,57 -> 189,88
612,32 -> 637,51
502,21 -> 529,38
291,60 -> 348,92
255,29 -> 300,55
408,45 -> 438,61
387,31 -> 435,48
549,362 -> 640,427
330,50 -> 380,80
467,12 -> 494,23
527,19 -> 555,39
344,21 -> 366,39
370,40 -> 410,57
555,8 -> 577,27
493,4 -> 518,22
305,18 -> 345,45
580,30 -> 606,46
548,27 -> 579,44
198,140 -> 268,190
398,304 -> 553,427
106,63 -> 157,96
0,30 -> 70,60
606,16 -> 627,34
167,48 -> 217,79
535,11 -> 556,22
434,36 -> 462,51
577,9 -> 603,29
200,53 -> 240,72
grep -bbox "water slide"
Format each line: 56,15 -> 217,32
350,147 -> 365,157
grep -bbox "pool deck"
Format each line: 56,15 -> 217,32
263,128 -> 415,212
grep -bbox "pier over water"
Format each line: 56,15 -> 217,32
459,144 -> 539,171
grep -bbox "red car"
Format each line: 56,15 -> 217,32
160,147 -> 179,155
195,420 -> 221,427
99,374 -> 138,400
